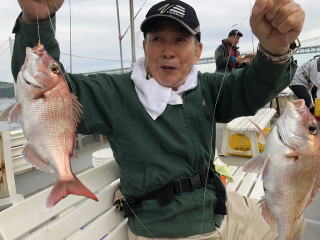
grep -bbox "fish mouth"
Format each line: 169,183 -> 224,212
22,71 -> 44,89
24,78 -> 43,89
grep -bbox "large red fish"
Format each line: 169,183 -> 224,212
244,99 -> 320,240
6,43 -> 98,207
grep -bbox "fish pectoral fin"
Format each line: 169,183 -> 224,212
0,103 -> 22,122
0,104 -> 16,122
22,144 -> 54,173
243,153 -> 267,173
259,199 -> 277,232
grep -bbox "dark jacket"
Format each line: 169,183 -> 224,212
215,39 -> 241,72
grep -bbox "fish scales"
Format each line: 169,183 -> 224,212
2,43 -> 98,207
23,85 -> 74,165
244,99 -> 320,240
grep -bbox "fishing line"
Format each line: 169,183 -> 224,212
60,52 -> 131,62
122,24 -> 245,239
44,0 -> 56,36
200,31 -> 238,234
200,0 -> 295,235
248,0 -> 255,52
43,0 -> 92,136
68,0 -> 72,73
36,2 -> 41,43
199,4 -> 251,232
124,202 -> 156,238
38,3 -> 155,237
121,0 -> 148,41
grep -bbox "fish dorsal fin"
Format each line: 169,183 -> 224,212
243,153 -> 268,173
43,88 -> 82,127
71,93 -> 83,127
250,120 -> 269,145
22,144 -> 54,173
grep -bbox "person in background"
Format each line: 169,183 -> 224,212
12,0 -> 305,239
215,29 -> 244,72
215,29 -> 255,72
290,56 -> 320,114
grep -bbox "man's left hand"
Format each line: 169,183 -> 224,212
250,0 -> 305,55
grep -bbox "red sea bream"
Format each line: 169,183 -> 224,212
6,43 -> 98,207
244,99 -> 320,240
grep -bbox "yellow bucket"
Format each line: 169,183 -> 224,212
228,128 -> 271,157
314,98 -> 320,118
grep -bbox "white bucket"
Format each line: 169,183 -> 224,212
91,148 -> 114,167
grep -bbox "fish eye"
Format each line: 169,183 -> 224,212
308,123 -> 318,135
50,64 -> 60,74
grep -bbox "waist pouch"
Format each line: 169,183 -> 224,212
123,167 -> 227,217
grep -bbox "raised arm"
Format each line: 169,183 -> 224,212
212,0 -> 305,122
251,0 -> 305,55
12,0 -> 64,80
12,0 -> 118,136
18,0 -> 64,23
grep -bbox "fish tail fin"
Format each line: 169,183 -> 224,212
46,176 -> 98,208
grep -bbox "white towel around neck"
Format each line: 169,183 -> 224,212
131,58 -> 198,120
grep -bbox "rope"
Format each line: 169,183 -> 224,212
0,40 -> 9,51
0,45 -> 10,57
120,0 -> 147,40
60,52 -> 131,62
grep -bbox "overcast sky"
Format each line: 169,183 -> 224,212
1,0 -> 320,83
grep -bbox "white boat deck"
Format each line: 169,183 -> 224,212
14,141 -> 108,198
1,123 -> 320,239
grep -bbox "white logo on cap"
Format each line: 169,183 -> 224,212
158,4 -> 185,17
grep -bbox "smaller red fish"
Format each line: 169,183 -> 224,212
244,99 -> 320,240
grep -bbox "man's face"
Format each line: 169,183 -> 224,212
229,35 -> 240,46
143,21 -> 202,90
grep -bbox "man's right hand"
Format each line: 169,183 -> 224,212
235,56 -> 244,64
18,0 -> 64,23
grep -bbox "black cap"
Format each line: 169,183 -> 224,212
228,29 -> 243,37
140,0 -> 201,41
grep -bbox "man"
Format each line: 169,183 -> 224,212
290,56 -> 320,114
12,0 -> 305,239
215,29 -> 245,72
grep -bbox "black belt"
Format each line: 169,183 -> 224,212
123,167 -> 227,217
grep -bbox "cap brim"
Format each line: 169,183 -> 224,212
140,14 -> 200,36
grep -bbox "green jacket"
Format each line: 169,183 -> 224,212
12,15 -> 292,238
